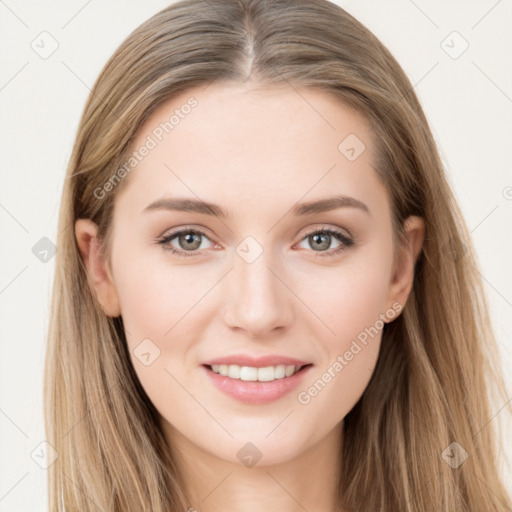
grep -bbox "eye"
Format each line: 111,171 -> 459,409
157,225 -> 355,258
157,227 -> 216,257
295,226 -> 354,258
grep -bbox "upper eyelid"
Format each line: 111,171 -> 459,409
301,224 -> 351,238
161,225 -> 216,240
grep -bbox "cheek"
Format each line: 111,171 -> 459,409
115,262 -> 208,409
299,248 -> 392,412
315,255 -> 392,345
296,283 -> 385,426
114,251 -> 207,346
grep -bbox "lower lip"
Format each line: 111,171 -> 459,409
202,364 -> 313,405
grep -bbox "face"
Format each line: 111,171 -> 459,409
76,81 -> 422,468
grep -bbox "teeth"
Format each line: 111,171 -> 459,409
210,364 -> 302,381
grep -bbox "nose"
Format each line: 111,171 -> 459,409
222,245 -> 295,338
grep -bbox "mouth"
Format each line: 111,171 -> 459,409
201,362 -> 314,404
203,363 -> 313,382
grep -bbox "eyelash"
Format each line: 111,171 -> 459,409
156,225 -> 355,259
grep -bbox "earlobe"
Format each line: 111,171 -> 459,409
386,215 -> 425,318
74,218 -> 121,317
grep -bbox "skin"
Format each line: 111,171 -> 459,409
75,81 -> 424,512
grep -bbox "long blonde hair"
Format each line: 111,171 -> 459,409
44,0 -> 511,510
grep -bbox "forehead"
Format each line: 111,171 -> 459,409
115,82 -> 383,217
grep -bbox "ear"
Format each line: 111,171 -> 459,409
385,215 -> 425,317
75,218 -> 121,317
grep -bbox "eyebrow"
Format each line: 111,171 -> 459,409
142,194 -> 370,217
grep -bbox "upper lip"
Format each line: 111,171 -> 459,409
202,354 -> 312,368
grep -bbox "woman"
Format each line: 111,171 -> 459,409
44,0 -> 511,510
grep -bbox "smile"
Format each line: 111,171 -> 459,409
209,363 -> 306,381
202,363 -> 313,404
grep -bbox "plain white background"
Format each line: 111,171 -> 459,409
1,0 -> 511,509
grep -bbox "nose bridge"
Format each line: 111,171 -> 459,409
223,237 -> 293,335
